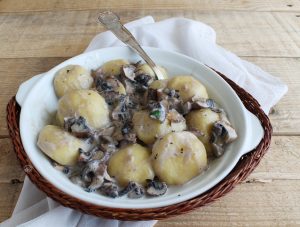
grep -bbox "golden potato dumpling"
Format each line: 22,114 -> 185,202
136,64 -> 168,79
108,144 -> 154,186
186,109 -> 220,156
56,90 -> 110,129
54,65 -> 93,98
152,131 -> 207,185
37,125 -> 86,165
167,75 -> 208,102
101,59 -> 129,76
132,110 -> 186,144
149,79 -> 169,90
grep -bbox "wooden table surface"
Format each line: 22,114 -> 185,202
0,0 -> 300,226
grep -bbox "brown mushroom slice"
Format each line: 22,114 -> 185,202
210,120 -> 238,157
122,64 -> 136,81
81,160 -> 112,192
146,177 -> 168,197
191,97 -> 216,110
99,182 -> 119,198
111,96 -> 130,122
180,101 -> 192,115
118,181 -> 145,199
78,147 -> 102,163
64,116 -> 92,138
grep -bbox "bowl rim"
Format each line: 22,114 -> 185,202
20,46 -> 250,209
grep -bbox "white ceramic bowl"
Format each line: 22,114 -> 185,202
18,47 -> 263,209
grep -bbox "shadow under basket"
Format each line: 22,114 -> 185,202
6,70 -> 272,221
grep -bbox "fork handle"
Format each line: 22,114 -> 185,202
98,11 -> 164,79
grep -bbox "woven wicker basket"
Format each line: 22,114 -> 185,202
6,70 -> 272,220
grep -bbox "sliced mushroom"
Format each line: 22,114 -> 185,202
191,97 -> 216,110
163,88 -> 180,98
179,101 -> 192,115
78,147 -> 103,163
210,120 -> 238,157
99,181 -> 119,198
97,126 -> 115,137
128,184 -> 145,199
134,74 -> 153,87
118,181 -> 136,196
95,76 -> 113,92
81,160 -> 112,191
211,143 -> 225,157
118,181 -> 145,199
122,64 -> 136,81
64,116 -> 92,138
111,95 -> 131,122
156,88 -> 169,101
145,177 -> 167,196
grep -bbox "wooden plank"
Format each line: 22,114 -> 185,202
0,135 -> 299,223
156,180 -> 300,227
1,0 -> 300,13
0,57 -> 67,136
244,57 -> 300,135
0,139 -> 25,182
0,183 -> 23,222
0,11 -> 299,58
0,57 -> 299,136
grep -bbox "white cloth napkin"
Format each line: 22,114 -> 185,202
1,16 -> 287,227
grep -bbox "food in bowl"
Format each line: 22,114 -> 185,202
37,59 -> 237,199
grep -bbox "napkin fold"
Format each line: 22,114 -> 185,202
1,16 -> 287,227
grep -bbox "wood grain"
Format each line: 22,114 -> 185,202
0,11 -> 299,58
0,183 -> 23,222
1,0 -> 300,13
0,139 -> 24,182
156,180 -> 300,227
0,136 -> 300,223
0,57 -> 298,136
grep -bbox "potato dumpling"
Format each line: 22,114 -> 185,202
56,90 -> 110,129
149,79 -> 169,90
186,109 -> 220,156
152,131 -> 207,185
136,64 -> 168,79
37,125 -> 86,165
167,75 -> 208,102
132,110 -> 187,144
108,144 -> 154,186
54,65 -> 93,98
101,59 -> 129,76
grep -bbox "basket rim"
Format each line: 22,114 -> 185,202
6,69 -> 272,220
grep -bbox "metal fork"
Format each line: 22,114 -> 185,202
98,11 -> 165,80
